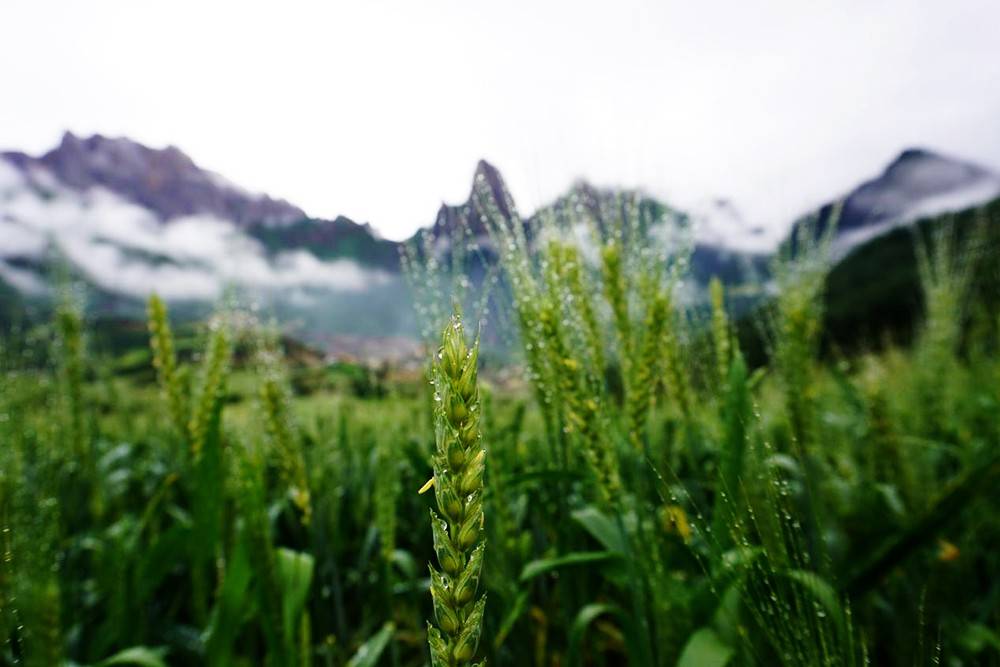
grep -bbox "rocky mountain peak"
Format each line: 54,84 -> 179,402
842,148 -> 999,230
9,132 -> 305,226
878,147 -> 995,191
428,159 -> 513,240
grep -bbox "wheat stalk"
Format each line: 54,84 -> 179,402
426,316 -> 487,667
710,277 -> 731,387
147,294 -> 190,441
189,324 -> 230,462
260,369 -> 312,525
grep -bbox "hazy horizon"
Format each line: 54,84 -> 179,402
3,0 -> 1000,241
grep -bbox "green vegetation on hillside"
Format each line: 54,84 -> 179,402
249,217 -> 401,270
824,197 -> 1000,353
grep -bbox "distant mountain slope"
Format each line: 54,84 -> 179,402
3,132 -> 305,226
792,148 -> 1000,255
0,273 -> 26,332
736,194 -> 1000,367
823,195 -> 1000,352
248,216 -> 401,271
529,180 -> 769,290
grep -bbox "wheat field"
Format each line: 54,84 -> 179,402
1,188 -> 999,666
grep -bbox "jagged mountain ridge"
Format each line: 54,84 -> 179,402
419,160 -> 769,290
429,159 -> 511,240
3,132 -> 305,226
3,132 -> 998,357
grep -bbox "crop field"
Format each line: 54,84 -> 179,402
1,192 -> 999,666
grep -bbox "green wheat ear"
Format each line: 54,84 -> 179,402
374,434 -> 400,562
709,276 -> 731,387
601,241 -> 633,373
261,374 -> 312,525
426,315 -> 487,666
189,324 -> 230,462
147,294 -> 190,441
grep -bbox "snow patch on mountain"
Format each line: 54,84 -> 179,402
685,198 -> 776,254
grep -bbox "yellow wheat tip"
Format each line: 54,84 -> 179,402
418,477 -> 435,494
661,504 -> 692,543
937,539 -> 959,562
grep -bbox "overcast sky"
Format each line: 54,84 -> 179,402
2,0 -> 999,240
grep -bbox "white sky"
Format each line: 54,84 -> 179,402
2,0 -> 999,241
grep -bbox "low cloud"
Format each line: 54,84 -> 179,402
0,160 -> 387,300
